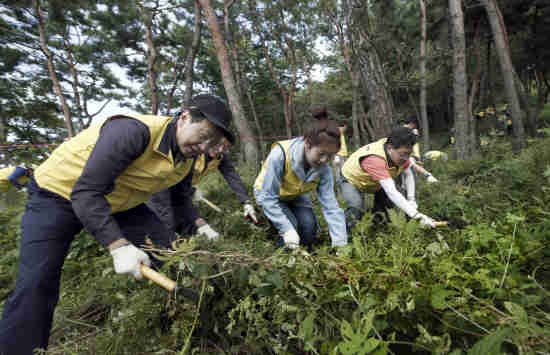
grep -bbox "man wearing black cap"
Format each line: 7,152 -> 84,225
0,94 -> 234,355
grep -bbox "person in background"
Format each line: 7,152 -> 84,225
254,119 -> 347,250
333,123 -> 349,172
340,127 -> 436,230
0,94 -> 234,355
402,116 -> 439,183
424,150 -> 449,161
0,166 -> 33,192
148,136 -> 258,239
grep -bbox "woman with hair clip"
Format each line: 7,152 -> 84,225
254,119 -> 348,250
340,126 -> 437,230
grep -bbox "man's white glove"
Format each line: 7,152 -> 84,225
333,155 -> 342,165
427,175 -> 439,183
243,203 -> 258,223
192,188 -> 203,202
415,213 -> 436,228
409,200 -> 418,210
110,244 -> 151,279
282,229 -> 300,249
197,224 -> 220,241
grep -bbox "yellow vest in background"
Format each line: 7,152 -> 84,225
337,134 -> 348,156
255,139 -> 320,200
0,167 -> 30,192
192,154 -> 222,185
35,114 -> 194,213
341,138 -> 406,193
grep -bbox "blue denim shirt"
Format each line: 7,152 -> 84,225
254,137 -> 347,246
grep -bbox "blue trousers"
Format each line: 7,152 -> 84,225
275,199 -> 319,250
0,179 -> 173,355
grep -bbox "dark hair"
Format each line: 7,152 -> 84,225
304,119 -> 341,148
175,107 -> 208,123
311,107 -> 328,120
387,127 -> 417,149
404,115 -> 419,127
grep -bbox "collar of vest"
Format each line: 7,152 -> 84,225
113,113 -> 177,164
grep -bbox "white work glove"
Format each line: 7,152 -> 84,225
409,200 -> 418,210
192,188 -> 203,202
110,244 -> 151,279
333,155 -> 342,165
243,202 -> 258,223
415,213 -> 436,228
282,229 -> 300,249
427,175 -> 439,183
197,224 -> 220,241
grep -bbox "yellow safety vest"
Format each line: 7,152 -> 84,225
0,167 -> 30,192
424,150 -> 447,160
254,139 -> 320,200
341,138 -> 406,193
337,134 -> 348,156
191,154 -> 222,185
35,114 -> 194,213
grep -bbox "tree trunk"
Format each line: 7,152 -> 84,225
480,0 -> 525,149
198,0 -> 258,164
419,0 -> 430,151
143,8 -> 159,115
449,0 -> 473,160
36,1 -> 74,137
355,25 -> 394,139
183,0 -> 202,107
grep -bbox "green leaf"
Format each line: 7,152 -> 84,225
341,319 -> 354,339
299,314 -> 315,340
255,284 -> 275,297
191,264 -> 210,278
265,271 -> 283,289
468,328 -> 511,355
504,302 -> 528,326
431,286 -> 456,310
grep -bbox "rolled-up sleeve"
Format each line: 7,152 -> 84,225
71,118 -> 150,247
316,166 -> 348,246
254,146 -> 295,235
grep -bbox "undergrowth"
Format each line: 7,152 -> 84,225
1,136 -> 549,354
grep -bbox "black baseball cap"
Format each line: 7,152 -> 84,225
190,94 -> 235,144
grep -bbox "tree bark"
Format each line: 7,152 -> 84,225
419,0 -> 430,151
197,0 -> 258,164
183,0 -> 202,107
449,0 -> 473,160
143,8 -> 159,115
480,0 -> 526,149
36,0 -> 74,137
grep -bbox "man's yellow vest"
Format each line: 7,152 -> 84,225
0,167 -> 29,192
341,138 -> 406,193
337,134 -> 348,156
34,114 -> 194,213
254,139 -> 320,200
191,154 -> 222,185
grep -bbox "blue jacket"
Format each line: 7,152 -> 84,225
254,137 -> 347,246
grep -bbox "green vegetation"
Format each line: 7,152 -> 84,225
2,135 -> 549,354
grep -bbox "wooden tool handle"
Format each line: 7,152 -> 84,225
141,265 -> 176,292
200,196 -> 222,213
434,221 -> 449,227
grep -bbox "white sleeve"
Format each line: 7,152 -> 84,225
402,166 -> 415,201
379,178 -> 418,217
